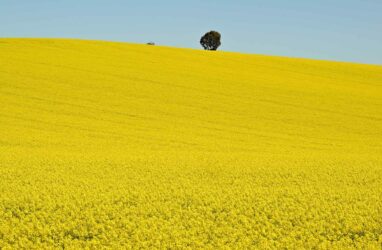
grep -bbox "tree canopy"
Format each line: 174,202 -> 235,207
200,31 -> 221,51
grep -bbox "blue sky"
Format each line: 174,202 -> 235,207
1,0 -> 381,64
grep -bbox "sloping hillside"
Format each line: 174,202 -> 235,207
1,39 -> 382,248
1,38 -> 381,155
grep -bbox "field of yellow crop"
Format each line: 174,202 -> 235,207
1,38 -> 382,249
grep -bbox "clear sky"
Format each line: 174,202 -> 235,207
1,0 -> 381,64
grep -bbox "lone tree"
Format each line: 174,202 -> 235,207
200,31 -> 221,51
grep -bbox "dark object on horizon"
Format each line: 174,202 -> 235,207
200,31 -> 221,51
147,42 -> 155,45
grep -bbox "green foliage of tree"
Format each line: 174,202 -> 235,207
200,31 -> 221,51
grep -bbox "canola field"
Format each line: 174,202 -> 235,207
1,38 -> 382,249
